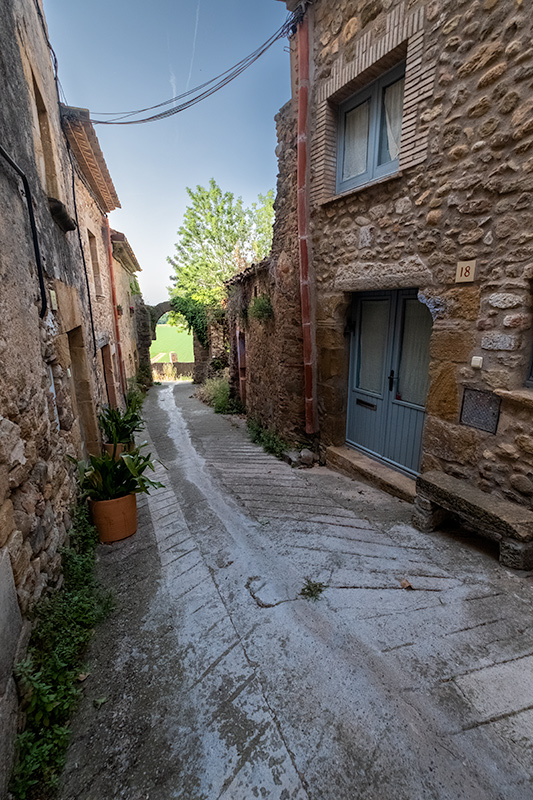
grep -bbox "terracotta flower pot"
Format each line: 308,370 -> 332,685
103,441 -> 134,460
89,493 -> 137,543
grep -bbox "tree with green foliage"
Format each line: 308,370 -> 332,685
168,179 -> 274,344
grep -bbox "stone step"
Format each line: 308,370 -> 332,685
325,445 -> 416,504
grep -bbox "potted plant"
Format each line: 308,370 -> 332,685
72,448 -> 164,543
116,304 -> 123,316
99,404 -> 144,459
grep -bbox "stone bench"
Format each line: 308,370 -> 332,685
412,470 -> 533,570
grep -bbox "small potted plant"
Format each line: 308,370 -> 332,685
99,403 -> 144,459
72,448 -> 164,543
116,304 -> 123,317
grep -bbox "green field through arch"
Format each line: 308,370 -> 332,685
150,325 -> 194,363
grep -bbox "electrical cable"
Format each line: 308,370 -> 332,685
0,144 -> 48,318
90,13 -> 298,126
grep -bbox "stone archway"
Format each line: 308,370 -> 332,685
148,301 -> 172,338
147,301 -> 206,383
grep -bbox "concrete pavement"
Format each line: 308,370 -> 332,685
59,383 -> 533,799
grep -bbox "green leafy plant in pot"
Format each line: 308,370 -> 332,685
72,448 -> 164,543
99,404 -> 145,459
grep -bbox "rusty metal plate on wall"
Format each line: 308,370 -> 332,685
460,388 -> 501,434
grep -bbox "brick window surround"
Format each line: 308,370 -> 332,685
311,2 -> 436,206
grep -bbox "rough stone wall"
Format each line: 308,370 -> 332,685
0,0 -> 136,786
192,333 -> 210,384
297,0 -> 533,507
135,301 -> 154,379
227,100 -> 305,441
114,258 -> 140,384
152,362 -> 194,380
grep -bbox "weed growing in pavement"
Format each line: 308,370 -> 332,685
299,578 -> 328,601
195,377 -> 245,414
246,418 -> 287,459
10,506 -> 113,800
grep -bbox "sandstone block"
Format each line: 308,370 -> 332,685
477,63 -> 507,89
430,329 -> 474,362
457,42 -> 503,78
423,417 -> 481,465
342,17 -> 359,43
426,210 -> 442,225
426,362 -> 459,421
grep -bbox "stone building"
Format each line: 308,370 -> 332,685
229,0 -> 533,502
0,0 -> 146,790
111,229 -> 152,384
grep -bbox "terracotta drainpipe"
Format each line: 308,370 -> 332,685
105,219 -> 127,397
296,11 -> 318,434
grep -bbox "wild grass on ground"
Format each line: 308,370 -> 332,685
246,418 -> 288,459
195,376 -> 245,414
157,363 -> 193,382
10,507 -> 112,800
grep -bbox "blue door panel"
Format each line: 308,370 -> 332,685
347,289 -> 432,475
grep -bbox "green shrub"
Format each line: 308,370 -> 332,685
246,418 -> 287,459
248,294 -> 273,321
10,507 -> 112,800
195,377 -> 245,414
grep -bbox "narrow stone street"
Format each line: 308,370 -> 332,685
60,383 -> 533,800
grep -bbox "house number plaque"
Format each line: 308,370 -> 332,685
455,260 -> 477,283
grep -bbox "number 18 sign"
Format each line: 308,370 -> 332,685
455,260 -> 477,283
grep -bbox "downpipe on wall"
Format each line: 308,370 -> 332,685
296,11 -> 318,435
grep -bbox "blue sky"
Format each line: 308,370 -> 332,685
43,0 -> 291,305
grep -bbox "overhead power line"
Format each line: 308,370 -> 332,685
90,12 -> 299,126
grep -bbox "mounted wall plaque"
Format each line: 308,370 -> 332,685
455,260 -> 477,283
460,388 -> 501,434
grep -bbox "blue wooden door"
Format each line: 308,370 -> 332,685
347,289 -> 432,475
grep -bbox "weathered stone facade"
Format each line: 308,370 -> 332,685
230,0 -> 533,505
0,0 -> 146,788
111,229 -> 151,385
227,101 -> 305,440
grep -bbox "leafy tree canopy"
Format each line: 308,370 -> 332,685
167,179 -> 274,342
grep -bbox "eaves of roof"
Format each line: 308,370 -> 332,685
61,105 -> 120,213
225,261 -> 269,287
110,228 -> 141,273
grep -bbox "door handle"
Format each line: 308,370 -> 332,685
388,370 -> 395,392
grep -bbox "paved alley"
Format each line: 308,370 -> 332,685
60,383 -> 533,800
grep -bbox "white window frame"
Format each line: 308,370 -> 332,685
336,62 -> 405,195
